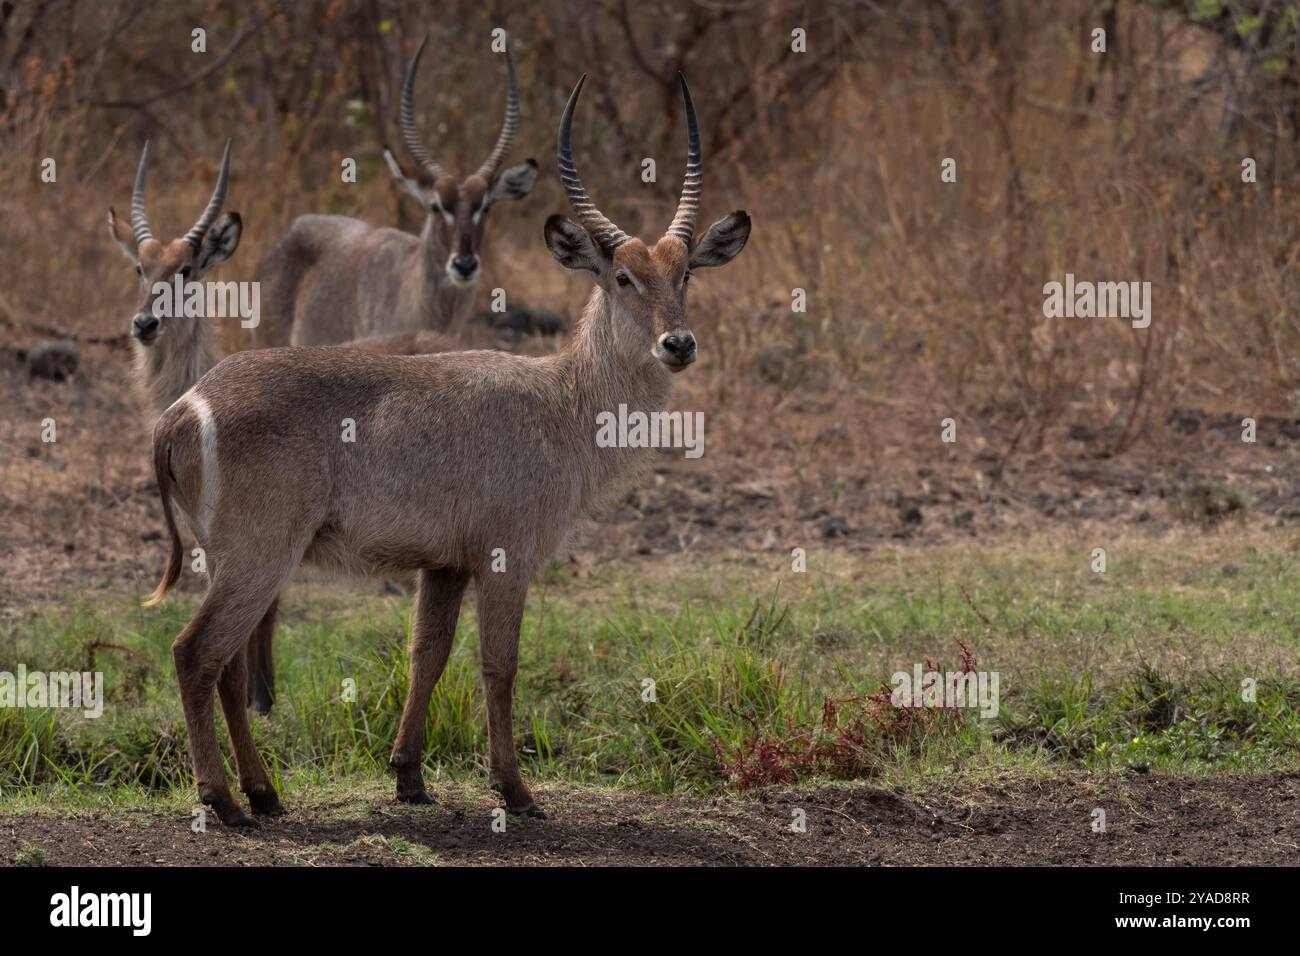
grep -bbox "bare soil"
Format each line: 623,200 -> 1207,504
3,772 -> 1297,866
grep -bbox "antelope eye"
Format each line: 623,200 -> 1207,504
135,264 -> 143,276
615,273 -> 632,288
179,265 -> 192,279
682,272 -> 692,284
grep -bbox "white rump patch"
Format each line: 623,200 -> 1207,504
187,392 -> 219,538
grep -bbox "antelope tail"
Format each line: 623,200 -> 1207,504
143,437 -> 183,607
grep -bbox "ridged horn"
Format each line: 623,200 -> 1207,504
130,141 -> 154,245
665,73 -> 702,245
557,74 -> 629,252
474,47 -> 519,181
182,139 -> 231,249
400,34 -> 448,181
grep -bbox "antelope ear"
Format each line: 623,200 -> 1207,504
383,147 -> 434,205
488,159 -> 538,205
107,207 -> 139,264
194,213 -> 242,276
688,211 -> 751,269
544,215 -> 606,276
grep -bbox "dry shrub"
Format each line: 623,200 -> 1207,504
714,640 -> 980,788
1,0 -> 1297,578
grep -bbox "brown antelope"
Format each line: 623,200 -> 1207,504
145,72 -> 749,825
108,140 -> 240,419
254,36 -> 538,348
110,141 -> 451,715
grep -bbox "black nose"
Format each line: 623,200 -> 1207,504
452,255 -> 478,278
661,333 -> 696,361
132,314 -> 160,337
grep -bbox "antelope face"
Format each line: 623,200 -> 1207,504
107,141 -> 241,347
121,240 -> 197,345
616,239 -> 696,371
544,214 -> 751,373
384,35 -> 537,290
546,72 -> 751,373
415,164 -> 537,288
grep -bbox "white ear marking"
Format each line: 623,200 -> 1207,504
107,208 -> 140,264
384,148 -> 429,205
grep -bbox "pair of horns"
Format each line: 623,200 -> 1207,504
559,72 -> 702,253
130,139 -> 231,250
401,34 -> 519,183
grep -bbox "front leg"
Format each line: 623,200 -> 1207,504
473,572 -> 542,817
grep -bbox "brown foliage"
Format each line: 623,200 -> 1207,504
714,640 -> 982,789
2,0 -> 1297,512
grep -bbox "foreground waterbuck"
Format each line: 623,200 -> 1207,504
110,141 -> 451,715
146,73 -> 749,825
254,36 -> 538,348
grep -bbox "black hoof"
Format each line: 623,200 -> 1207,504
203,792 -> 257,828
491,782 -> 545,818
397,790 -> 434,805
247,788 -> 285,817
249,676 -> 274,715
211,803 -> 258,828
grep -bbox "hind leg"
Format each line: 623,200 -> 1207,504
218,646 -> 283,816
245,596 -> 279,714
173,564 -> 287,827
390,568 -> 470,803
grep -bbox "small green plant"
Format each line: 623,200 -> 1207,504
14,844 -> 47,867
1167,479 -> 1251,523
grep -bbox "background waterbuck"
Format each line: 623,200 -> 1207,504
111,140 -> 453,715
254,36 -> 538,348
107,139 -> 241,420
144,71 -> 748,826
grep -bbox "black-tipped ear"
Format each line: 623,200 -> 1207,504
688,211 -> 751,269
194,212 -> 242,276
544,214 -> 606,275
489,159 -> 538,205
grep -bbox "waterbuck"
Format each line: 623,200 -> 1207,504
110,141 -> 451,714
145,73 -> 749,825
254,36 -> 538,348
108,140 -> 241,419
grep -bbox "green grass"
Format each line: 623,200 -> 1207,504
1,525 -> 1298,812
